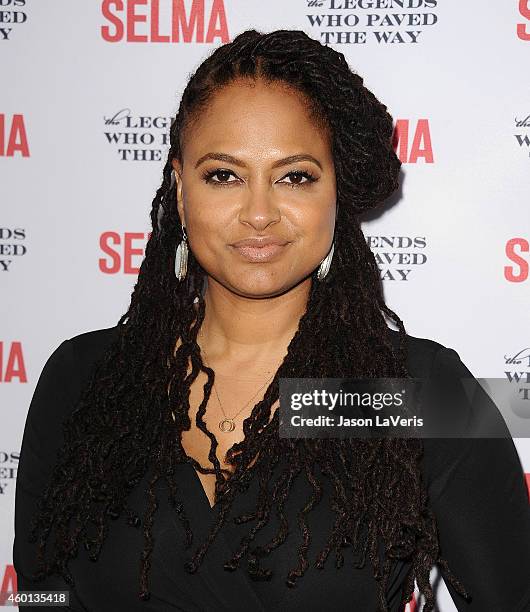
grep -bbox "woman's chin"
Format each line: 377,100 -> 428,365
224,273 -> 311,300
229,284 -> 290,300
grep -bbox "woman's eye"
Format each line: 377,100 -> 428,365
201,168 -> 317,187
280,171 -> 317,187
202,169 -> 238,184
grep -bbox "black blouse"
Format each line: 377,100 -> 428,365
13,326 -> 530,611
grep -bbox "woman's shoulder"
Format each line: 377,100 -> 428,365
66,324 -> 120,361
29,326 -> 120,420
47,324 -> 117,375
387,328 -> 503,437
386,327 -> 465,379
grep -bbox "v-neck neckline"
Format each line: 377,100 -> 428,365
184,456 -> 257,514
185,460 -> 220,512
180,461 -> 268,612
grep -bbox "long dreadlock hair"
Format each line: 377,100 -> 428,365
26,29 -> 470,611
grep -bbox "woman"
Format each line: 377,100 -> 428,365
13,29 -> 530,612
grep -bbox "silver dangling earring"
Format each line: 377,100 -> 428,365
175,226 -> 189,281
316,240 -> 335,281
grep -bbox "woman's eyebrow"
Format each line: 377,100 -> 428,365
194,152 -> 323,171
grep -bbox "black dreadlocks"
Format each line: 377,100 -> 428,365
27,29 -> 470,612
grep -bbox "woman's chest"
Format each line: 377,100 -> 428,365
179,371 -> 280,507
66,459 -> 407,611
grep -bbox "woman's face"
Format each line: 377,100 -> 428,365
172,78 -> 337,298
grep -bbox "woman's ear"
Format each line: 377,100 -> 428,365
171,159 -> 185,227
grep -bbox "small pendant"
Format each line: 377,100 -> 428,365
219,418 -> 235,433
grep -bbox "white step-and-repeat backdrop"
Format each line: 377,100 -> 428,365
2,1 -> 529,610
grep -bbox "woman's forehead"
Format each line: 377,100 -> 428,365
181,81 -> 331,164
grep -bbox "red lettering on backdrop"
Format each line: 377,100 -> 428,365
206,0 -> 228,42
173,0 -> 203,42
392,119 -> 433,163
124,232 -> 146,273
99,231 -> 152,273
406,593 -> 417,611
100,0 -> 229,43
0,114 -> 30,157
0,565 -> 17,605
99,231 -> 121,273
151,0 -> 169,42
517,0 -> 530,40
101,0 -> 124,42
504,237 -> 529,282
128,0 -> 148,42
0,342 -> 27,383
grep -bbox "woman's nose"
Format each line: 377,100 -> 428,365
237,185 -> 281,230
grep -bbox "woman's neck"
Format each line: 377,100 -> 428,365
196,275 -> 311,370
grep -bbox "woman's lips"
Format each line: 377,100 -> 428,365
230,243 -> 289,262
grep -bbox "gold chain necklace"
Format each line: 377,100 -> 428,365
199,331 -> 280,433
